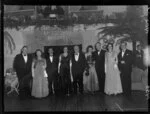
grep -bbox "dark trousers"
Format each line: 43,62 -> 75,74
18,74 -> 32,97
48,76 -> 57,94
60,68 -> 72,94
72,73 -> 83,94
96,70 -> 105,93
48,73 -> 57,94
120,71 -> 132,95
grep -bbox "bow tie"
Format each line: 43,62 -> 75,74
23,54 -> 27,56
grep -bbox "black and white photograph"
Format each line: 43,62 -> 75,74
3,5 -> 149,111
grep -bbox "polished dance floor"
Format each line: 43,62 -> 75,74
4,90 -> 148,112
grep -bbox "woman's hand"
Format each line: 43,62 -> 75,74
71,75 -> 73,82
58,68 -> 60,74
42,65 -> 46,69
114,64 -> 118,69
70,71 -> 73,82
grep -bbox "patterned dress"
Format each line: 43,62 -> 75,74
83,53 -> 99,93
31,59 -> 49,98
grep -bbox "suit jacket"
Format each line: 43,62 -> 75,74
71,52 -> 86,76
46,55 -> 58,80
134,50 -> 147,70
118,49 -> 133,73
93,50 -> 106,72
13,53 -> 33,81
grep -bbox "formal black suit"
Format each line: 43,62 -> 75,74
118,49 -> 133,95
93,50 -> 106,93
46,55 -> 58,94
134,50 -> 147,70
71,52 -> 86,94
13,53 -> 33,95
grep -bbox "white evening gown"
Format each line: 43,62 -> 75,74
104,52 -> 123,95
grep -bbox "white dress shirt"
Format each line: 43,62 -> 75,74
98,50 -> 101,55
50,56 -> 53,63
75,53 -> 79,61
122,50 -> 126,57
23,54 -> 28,63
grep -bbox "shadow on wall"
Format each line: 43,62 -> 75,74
4,31 -> 16,55
4,29 -> 24,74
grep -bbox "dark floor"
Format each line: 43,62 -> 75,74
4,90 -> 148,112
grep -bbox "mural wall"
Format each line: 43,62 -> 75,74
4,24 -> 133,74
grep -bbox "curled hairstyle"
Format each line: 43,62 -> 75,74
86,45 -> 93,53
63,46 -> 68,52
34,49 -> 44,59
106,43 -> 113,51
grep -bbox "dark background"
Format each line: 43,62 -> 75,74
44,44 -> 82,58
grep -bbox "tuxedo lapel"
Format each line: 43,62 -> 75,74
78,53 -> 80,61
123,50 -> 127,58
21,55 -> 26,65
118,52 -> 122,59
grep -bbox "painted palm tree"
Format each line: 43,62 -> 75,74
4,31 -> 16,54
97,6 -> 148,53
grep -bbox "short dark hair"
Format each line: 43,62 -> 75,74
86,45 -> 93,52
95,42 -> 101,51
74,45 -> 79,48
63,46 -> 68,50
21,45 -> 28,54
121,41 -> 127,46
106,43 -> 113,51
137,44 -> 141,47
48,48 -> 53,51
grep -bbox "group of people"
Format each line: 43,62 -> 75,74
13,41 -> 135,99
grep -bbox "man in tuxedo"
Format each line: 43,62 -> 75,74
46,48 -> 58,95
134,44 -> 147,70
93,42 -> 106,93
13,46 -> 33,97
133,44 -> 148,88
118,42 -> 133,95
70,45 -> 86,95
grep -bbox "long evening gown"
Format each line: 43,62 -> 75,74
105,52 -> 123,95
31,59 -> 49,98
59,54 -> 72,95
83,53 -> 99,93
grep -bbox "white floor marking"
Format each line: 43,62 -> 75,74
115,103 -> 124,111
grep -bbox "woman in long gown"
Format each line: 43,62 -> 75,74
58,47 -> 72,96
31,49 -> 49,98
105,43 -> 123,95
83,45 -> 99,93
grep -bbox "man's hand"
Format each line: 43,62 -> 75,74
121,61 -> 125,64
